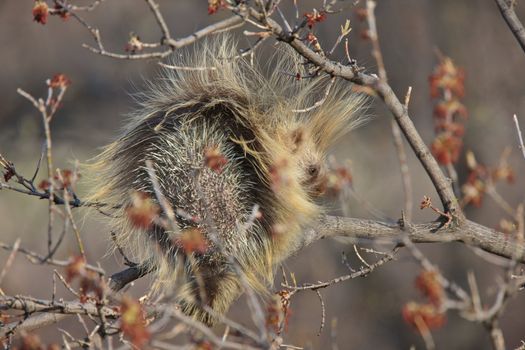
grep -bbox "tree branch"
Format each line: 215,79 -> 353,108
107,214 -> 525,291
0,295 -> 119,338
297,216 -> 524,263
494,0 -> 525,54
246,7 -> 460,217
109,263 -> 152,291
0,242 -> 105,275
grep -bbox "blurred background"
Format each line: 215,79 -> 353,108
1,1 -> 525,348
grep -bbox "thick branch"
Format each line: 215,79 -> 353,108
0,295 -> 119,338
374,81 -> 459,216
0,295 -> 118,317
108,215 -> 525,290
494,0 -> 525,54
296,216 -> 524,263
0,314 -> 69,337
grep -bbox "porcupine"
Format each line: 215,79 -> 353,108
89,37 -> 366,326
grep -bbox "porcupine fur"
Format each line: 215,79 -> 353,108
88,37 -> 366,325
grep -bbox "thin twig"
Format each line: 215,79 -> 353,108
353,244 -> 371,268
283,246 -> 399,291
54,270 -> 81,299
0,238 -> 21,288
414,315 -> 435,350
365,1 -> 413,222
365,0 -> 387,81
315,290 -> 326,336
0,241 -> 104,275
145,0 -> 173,45
494,0 -> 525,53
57,169 -> 86,260
513,114 -> 525,160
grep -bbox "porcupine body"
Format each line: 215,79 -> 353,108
90,38 -> 365,325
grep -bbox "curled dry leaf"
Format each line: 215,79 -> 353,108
125,33 -> 144,54
204,145 -> 228,174
32,1 -> 49,25
428,57 -> 465,99
304,9 -> 327,29
173,227 -> 209,254
48,74 -> 71,89
323,165 -> 353,196
120,296 -> 150,348
65,256 -> 104,302
402,302 -> 446,330
429,55 -> 467,166
415,270 -> 444,306
266,291 -> 291,333
53,3 -> 70,20
420,195 -> 432,210
431,133 -> 462,166
208,0 -> 226,15
126,191 -> 160,229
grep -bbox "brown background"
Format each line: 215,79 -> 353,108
1,1 -> 525,349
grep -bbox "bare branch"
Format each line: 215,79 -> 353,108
297,216 -> 525,264
494,0 -> 525,53
144,0 -> 173,45
0,242 -> 104,275
364,1 -> 414,222
513,114 -> 525,160
283,246 -> 399,291
0,295 -> 119,338
0,238 -> 20,289
245,6 -> 460,216
105,211 -> 525,291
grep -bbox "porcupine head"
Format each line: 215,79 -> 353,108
87,36 -> 366,326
